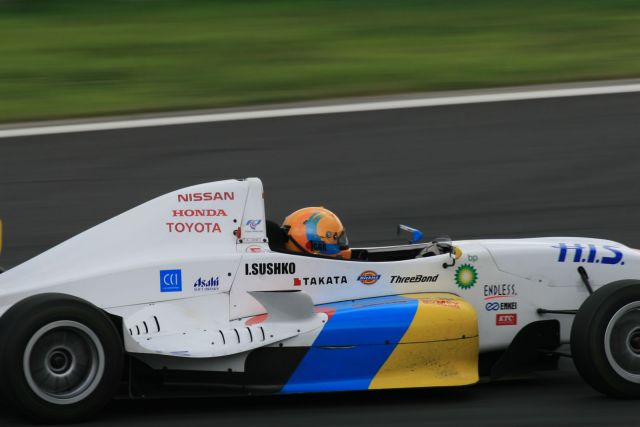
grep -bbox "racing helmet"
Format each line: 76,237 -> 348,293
282,207 -> 351,259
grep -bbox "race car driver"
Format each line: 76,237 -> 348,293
282,207 -> 351,259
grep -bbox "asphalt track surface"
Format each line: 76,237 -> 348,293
1,92 -> 640,425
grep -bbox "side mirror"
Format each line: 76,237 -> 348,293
397,224 -> 423,244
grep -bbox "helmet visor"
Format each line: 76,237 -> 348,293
337,230 -> 349,250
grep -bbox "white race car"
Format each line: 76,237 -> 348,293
0,178 -> 639,423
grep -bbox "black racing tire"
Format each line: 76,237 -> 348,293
571,280 -> 640,398
0,293 -> 123,423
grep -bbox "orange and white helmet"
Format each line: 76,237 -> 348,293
282,207 -> 351,259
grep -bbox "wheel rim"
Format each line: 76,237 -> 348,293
604,301 -> 640,383
23,320 -> 105,405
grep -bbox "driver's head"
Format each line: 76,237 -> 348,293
282,207 -> 351,259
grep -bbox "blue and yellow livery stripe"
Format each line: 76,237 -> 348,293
281,296 -> 418,393
370,294 -> 478,389
281,293 -> 478,393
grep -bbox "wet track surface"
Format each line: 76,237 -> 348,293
1,92 -> 640,424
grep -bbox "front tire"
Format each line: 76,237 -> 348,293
571,280 -> 640,397
0,294 -> 123,423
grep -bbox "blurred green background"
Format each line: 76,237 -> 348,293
1,0 -> 640,123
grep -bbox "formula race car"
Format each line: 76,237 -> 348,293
1,178 -> 640,423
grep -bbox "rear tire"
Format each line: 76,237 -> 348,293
571,280 -> 640,397
0,293 -> 123,423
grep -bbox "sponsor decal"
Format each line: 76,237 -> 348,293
390,274 -> 439,284
421,298 -> 461,309
485,301 -> 518,311
166,222 -> 221,233
240,236 -> 264,243
485,302 -> 499,311
357,270 -> 381,285
553,243 -> 624,266
483,284 -> 517,300
193,276 -> 219,292
245,262 -> 295,275
496,313 -> 518,326
467,254 -> 479,262
244,219 -> 263,233
293,276 -> 348,286
310,241 -> 327,252
240,237 -> 265,243
246,245 -> 264,253
455,264 -> 477,289
246,219 -> 262,230
172,209 -> 227,217
160,269 -> 182,292
177,192 -> 234,202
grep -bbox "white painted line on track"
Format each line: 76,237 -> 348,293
2,82 -> 640,138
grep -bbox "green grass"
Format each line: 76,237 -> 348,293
1,0 -> 640,122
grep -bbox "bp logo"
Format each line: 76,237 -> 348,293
455,264 -> 477,289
